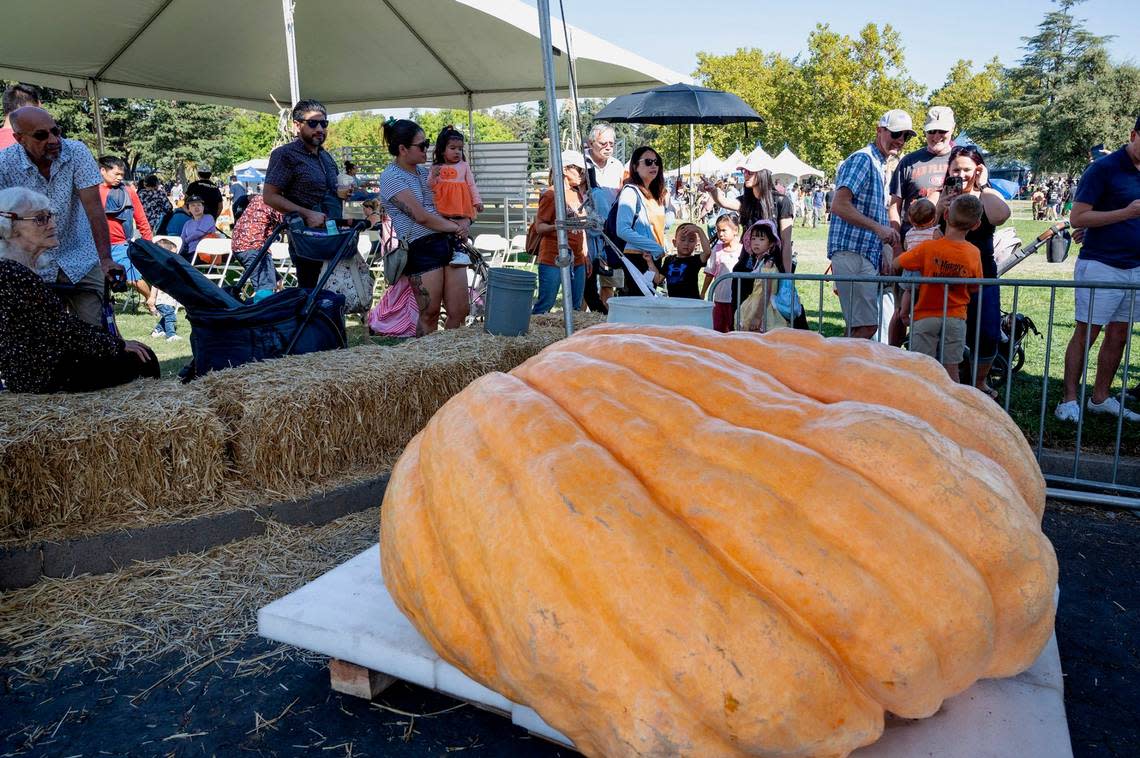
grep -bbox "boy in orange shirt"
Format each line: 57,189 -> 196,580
893,194 -> 984,379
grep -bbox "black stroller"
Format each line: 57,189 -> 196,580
128,215 -> 366,380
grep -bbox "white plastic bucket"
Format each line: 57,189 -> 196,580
607,296 -> 714,329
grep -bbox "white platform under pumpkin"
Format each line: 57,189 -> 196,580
257,546 -> 1073,757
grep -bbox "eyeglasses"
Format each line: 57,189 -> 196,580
0,210 -> 54,226
412,140 -> 431,151
639,157 -> 661,166
18,126 -> 62,142
888,130 -> 911,140
296,118 -> 329,129
927,130 -> 948,136
593,141 -> 614,148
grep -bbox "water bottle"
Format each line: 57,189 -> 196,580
325,219 -> 338,235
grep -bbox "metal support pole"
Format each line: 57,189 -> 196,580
282,0 -> 301,105
537,0 -> 573,337
688,124 -> 695,221
90,80 -> 105,155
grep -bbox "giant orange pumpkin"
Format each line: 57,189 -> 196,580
380,325 -> 1057,757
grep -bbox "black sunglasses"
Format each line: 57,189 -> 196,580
639,157 -> 661,166
411,140 -> 431,151
888,130 -> 912,140
296,118 -> 329,129
19,126 -> 62,142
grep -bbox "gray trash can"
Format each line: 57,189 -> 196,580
485,268 -> 536,336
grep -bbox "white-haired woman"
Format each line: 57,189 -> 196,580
0,187 -> 159,393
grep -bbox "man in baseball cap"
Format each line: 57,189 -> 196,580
186,163 -> 223,219
887,105 -> 957,344
826,109 -> 913,338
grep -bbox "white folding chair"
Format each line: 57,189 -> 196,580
190,238 -> 234,285
270,241 -> 296,287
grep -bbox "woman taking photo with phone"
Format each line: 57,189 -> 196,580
935,144 -> 1011,396
379,119 -> 471,336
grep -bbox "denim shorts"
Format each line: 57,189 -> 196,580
405,233 -> 452,277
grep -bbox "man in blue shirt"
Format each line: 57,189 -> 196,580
828,109 -> 912,338
1056,116 -> 1140,423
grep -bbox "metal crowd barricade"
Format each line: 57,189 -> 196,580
709,269 -> 1140,509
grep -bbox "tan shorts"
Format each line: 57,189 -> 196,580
830,251 -> 880,329
599,269 -> 625,289
911,316 -> 967,364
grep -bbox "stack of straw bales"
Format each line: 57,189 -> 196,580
0,381 -> 230,538
1,313 -> 604,541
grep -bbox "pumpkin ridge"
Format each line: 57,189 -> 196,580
515,350 -> 979,717
579,325 -> 1045,518
552,333 -> 1052,689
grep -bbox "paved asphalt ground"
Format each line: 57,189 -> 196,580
2,501 -> 1136,758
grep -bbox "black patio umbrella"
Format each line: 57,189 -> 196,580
594,83 -> 763,188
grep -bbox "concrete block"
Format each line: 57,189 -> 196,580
263,474 -> 388,525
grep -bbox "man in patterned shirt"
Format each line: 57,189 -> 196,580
827,109 -> 913,338
0,107 -> 121,326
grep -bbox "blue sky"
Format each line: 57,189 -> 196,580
535,0 -> 1139,91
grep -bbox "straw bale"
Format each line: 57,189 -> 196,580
198,313 -> 605,496
0,379 -> 230,540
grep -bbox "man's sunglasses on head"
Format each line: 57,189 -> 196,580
18,126 -> 62,141
297,118 -> 329,129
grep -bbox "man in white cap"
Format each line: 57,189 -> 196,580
827,109 -> 914,338
886,105 -> 956,344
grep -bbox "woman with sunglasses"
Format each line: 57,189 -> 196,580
0,187 -> 159,393
934,144 -> 1011,396
615,146 -> 668,295
380,119 -> 470,336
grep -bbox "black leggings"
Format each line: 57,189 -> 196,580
59,345 -> 161,392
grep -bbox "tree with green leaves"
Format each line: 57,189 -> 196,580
928,58 -> 1005,135
973,0 -> 1135,173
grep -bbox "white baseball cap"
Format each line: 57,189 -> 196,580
924,106 -> 956,133
878,109 -> 916,138
560,150 -> 586,170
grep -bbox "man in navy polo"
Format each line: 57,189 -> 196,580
1056,116 -> 1140,423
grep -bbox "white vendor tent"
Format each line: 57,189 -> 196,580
0,0 -> 685,114
719,148 -> 746,174
666,147 -> 724,178
768,146 -> 825,183
743,143 -> 775,172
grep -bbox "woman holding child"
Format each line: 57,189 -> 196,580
0,187 -> 159,393
934,145 -> 1010,396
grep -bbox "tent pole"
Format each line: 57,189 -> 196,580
537,0 -> 573,337
282,0 -> 300,104
689,124 -> 694,221
90,80 -> 105,155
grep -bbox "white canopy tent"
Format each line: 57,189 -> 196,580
718,148 -> 746,174
743,144 -> 775,172
0,0 -> 685,138
666,147 -> 723,178
768,146 -> 824,185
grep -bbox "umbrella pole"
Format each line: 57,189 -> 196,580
537,0 -> 574,338
689,124 -> 695,222
281,0 -> 300,104
89,80 -> 105,155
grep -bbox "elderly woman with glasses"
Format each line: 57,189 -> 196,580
0,187 -> 159,393
934,144 -> 1012,396
379,118 -> 471,336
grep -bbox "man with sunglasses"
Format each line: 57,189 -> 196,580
584,124 -> 627,308
0,106 -> 121,327
263,99 -> 341,288
886,105 -> 956,345
828,109 -> 914,339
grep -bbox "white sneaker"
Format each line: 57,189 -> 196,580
1054,400 -> 1081,422
150,327 -> 164,338
166,334 -> 183,342
1086,396 -> 1140,422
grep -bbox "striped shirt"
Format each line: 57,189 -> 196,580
827,143 -> 891,267
380,164 -> 436,244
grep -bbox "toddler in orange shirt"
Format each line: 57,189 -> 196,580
428,125 -> 483,267
893,194 -> 984,379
